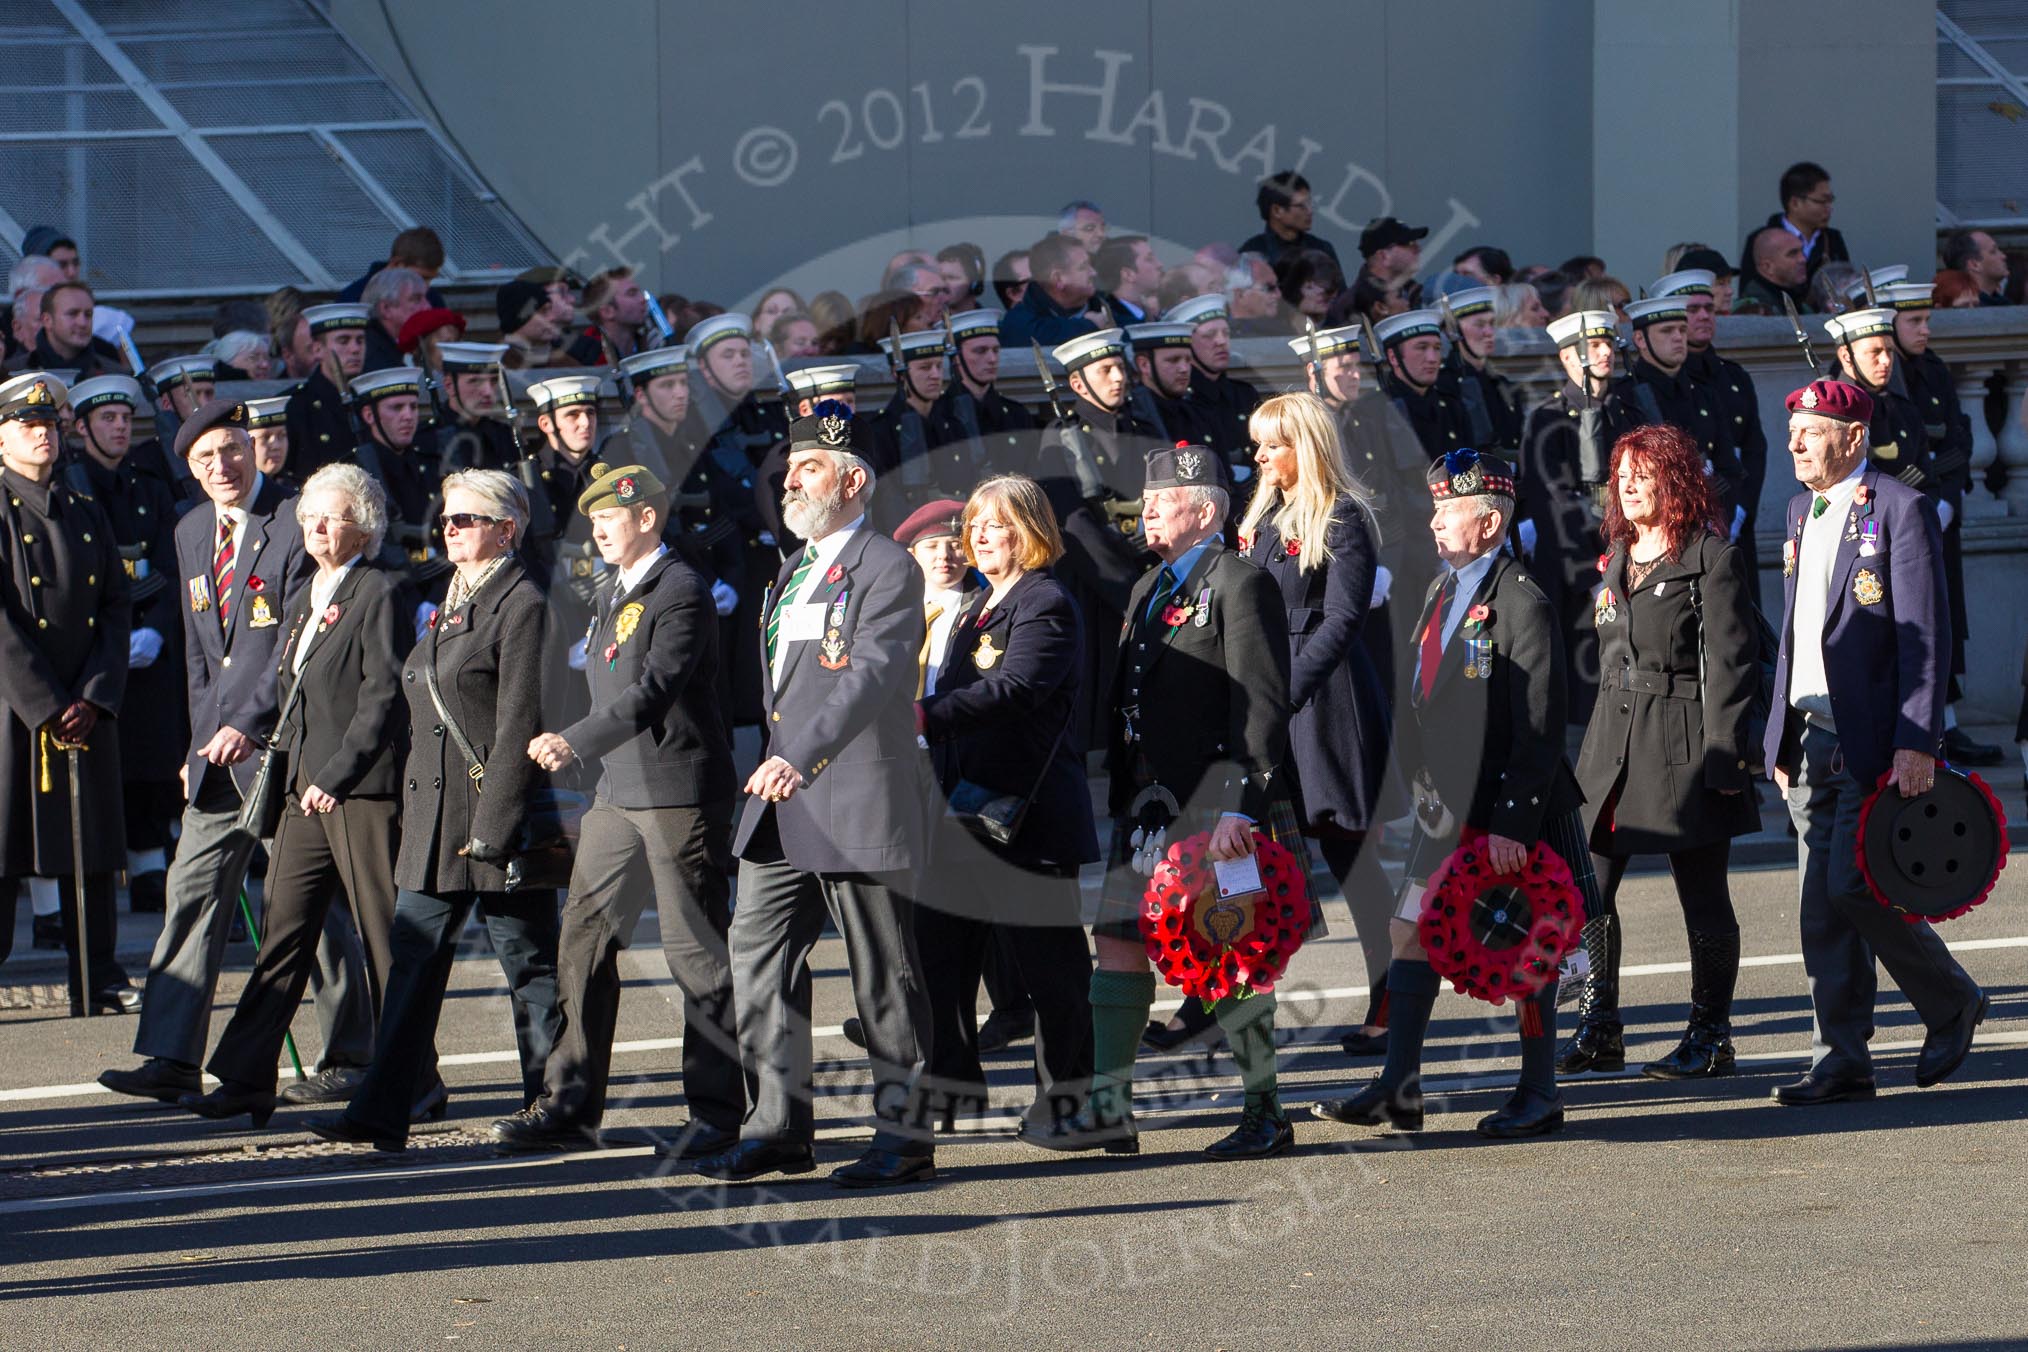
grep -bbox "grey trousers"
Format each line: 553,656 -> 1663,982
1785,723 -> 1982,1077
730,811 -> 934,1153
132,791 -> 374,1071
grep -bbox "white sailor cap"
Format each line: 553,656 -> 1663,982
1547,310 -> 1620,349
1287,325 -> 1365,360
67,374 -> 143,413
785,363 -> 859,398
946,309 -> 1004,341
0,371 -> 67,422
1440,286 -> 1499,319
530,374 -> 604,410
303,303 -> 369,336
147,354 -> 216,390
349,367 -> 424,403
1050,327 -> 1128,373
616,345 -> 689,383
1876,282 -> 1935,312
1825,308 -> 1896,343
1373,309 -> 1444,347
437,341 -> 510,374
245,395 -> 290,428
1843,265 -> 1910,303
1163,293 -> 1228,328
1650,269 -> 1716,298
687,313 -> 752,353
1125,322 -> 1195,353
878,330 -> 950,363
1624,296 -> 1690,328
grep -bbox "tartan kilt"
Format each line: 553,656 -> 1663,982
1093,793 -> 1327,943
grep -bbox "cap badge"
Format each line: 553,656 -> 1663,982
615,475 -> 638,505
1800,387 -> 1819,409
817,414 -> 851,448
1177,450 -> 1203,479
1451,464 -> 1483,495
26,382 -> 51,405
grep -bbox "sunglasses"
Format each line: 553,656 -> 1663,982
440,513 -> 503,530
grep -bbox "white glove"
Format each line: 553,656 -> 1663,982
710,579 -> 738,616
567,637 -> 590,671
1230,464 -> 1252,482
1369,564 -> 1393,610
1937,499 -> 1955,532
1730,504 -> 1747,540
1517,519 -> 1538,559
128,626 -> 164,668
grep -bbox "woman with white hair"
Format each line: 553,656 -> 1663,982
309,468 -> 561,1151
209,329 -> 273,381
179,464 -> 410,1126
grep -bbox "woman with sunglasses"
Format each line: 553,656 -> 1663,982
310,469 -> 562,1151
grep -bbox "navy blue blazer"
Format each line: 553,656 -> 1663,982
1764,469 -> 1948,791
921,569 -> 1099,868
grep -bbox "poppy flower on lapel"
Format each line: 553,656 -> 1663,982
426,612 -> 438,630
1161,604 -> 1191,628
1464,604 -> 1491,631
321,604 -> 340,627
1284,539 -> 1301,557
1854,484 -> 1872,505
603,642 -> 619,664
824,564 -> 845,585
1595,553 -> 1610,574
1236,535 -> 1251,553
246,575 -> 265,593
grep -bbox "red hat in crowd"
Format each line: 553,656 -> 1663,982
1785,378 -> 1873,425
398,306 -> 468,353
893,498 -> 968,547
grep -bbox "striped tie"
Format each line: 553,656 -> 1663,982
213,515 -> 236,628
764,545 -> 819,665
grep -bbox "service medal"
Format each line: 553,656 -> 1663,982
614,601 -> 644,646
973,633 -> 1000,669
1193,586 -> 1211,627
1853,568 -> 1884,606
188,575 -> 210,613
1594,588 -> 1618,627
829,591 -> 848,629
1782,539 -> 1797,577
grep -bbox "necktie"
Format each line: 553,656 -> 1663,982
917,602 -> 944,698
213,514 -> 236,628
1417,574 -> 1456,701
1144,564 -> 1179,624
764,545 -> 819,665
1810,494 -> 1830,520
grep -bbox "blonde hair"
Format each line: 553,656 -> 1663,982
962,474 -> 1064,572
1238,391 -> 1374,573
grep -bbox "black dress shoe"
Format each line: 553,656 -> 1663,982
1942,727 -> 2006,767
127,870 -> 167,913
98,1058 -> 201,1103
1475,1089 -> 1565,1139
1338,1028 -> 1387,1058
652,1120 -> 740,1161
974,1010 -> 1035,1053
1311,1080 -> 1424,1132
178,1082 -> 276,1128
92,984 -> 143,1015
692,1138 -> 816,1182
1016,1105 -> 1140,1155
1142,1002 -> 1223,1052
278,1065 -> 366,1105
1772,1072 -> 1877,1106
491,1105 -> 596,1152
1204,1095 -> 1294,1160
411,1077 -> 449,1124
830,1148 -> 936,1188
304,1113 -> 405,1152
1916,993 -> 1989,1088
840,1017 -> 867,1049
31,914 -> 62,951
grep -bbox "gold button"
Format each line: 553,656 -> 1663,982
87,574 -> 95,585
87,616 -> 94,627
29,576 -> 40,586
770,711 -> 780,722
22,533 -> 34,544
82,534 -> 91,543
37,618 -> 47,629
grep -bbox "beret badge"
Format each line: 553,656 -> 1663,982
817,414 -> 851,448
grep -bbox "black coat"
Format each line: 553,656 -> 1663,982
78,454 -> 186,781
1106,540 -> 1291,822
1574,535 -> 1760,855
1437,349 -> 1523,453
1388,377 -> 1474,463
0,467 -> 131,875
274,560 -> 411,801
1630,357 -> 1746,514
397,558 -> 548,892
559,550 -> 734,809
1331,390 -> 1436,596
283,368 -> 355,481
921,569 -> 1098,869
1397,552 -> 1580,846
933,383 -> 1041,481
1245,505 -> 1391,833
1684,346 -> 1767,518
1183,367 -> 1261,480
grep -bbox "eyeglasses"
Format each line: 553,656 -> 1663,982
1803,193 -> 1835,206
301,513 -> 358,528
441,512 -> 503,530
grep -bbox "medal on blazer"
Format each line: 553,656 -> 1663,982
247,593 -> 276,628
828,591 -> 848,630
1859,519 -> 1880,557
1853,568 -> 1884,606
188,575 -> 211,612
1593,588 -> 1618,627
1193,586 -> 1211,627
1782,538 -> 1797,577
819,590 -> 850,668
1460,636 -> 1493,680
973,632 -> 1001,669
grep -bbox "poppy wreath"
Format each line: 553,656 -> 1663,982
1139,830 -> 1312,1004
1854,768 -> 2008,925
1417,828 -> 1583,1005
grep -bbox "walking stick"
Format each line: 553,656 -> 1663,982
235,886 -> 307,1081
60,740 -> 91,1019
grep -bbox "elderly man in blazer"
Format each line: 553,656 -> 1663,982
99,398 -> 375,1106
497,461 -> 744,1157
694,404 -> 938,1190
1765,377 -> 1987,1105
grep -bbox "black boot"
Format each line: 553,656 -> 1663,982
1204,1092 -> 1294,1160
1643,928 -> 1739,1079
1556,914 -> 1624,1073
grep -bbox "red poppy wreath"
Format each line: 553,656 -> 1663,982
1417,828 -> 1584,1005
1139,830 -> 1312,1004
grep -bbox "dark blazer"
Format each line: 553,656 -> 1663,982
733,524 -> 932,875
397,558 -> 548,892
1764,470 -> 1947,792
175,475 -> 311,795
282,368 -> 354,481
921,569 -> 1098,868
1106,540 -> 1291,822
1246,504 -> 1391,833
274,560 -> 411,801
1575,534 -> 1759,855
559,549 -> 735,809
1397,551 -> 1581,845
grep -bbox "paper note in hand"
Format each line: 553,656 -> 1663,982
1214,853 -> 1264,899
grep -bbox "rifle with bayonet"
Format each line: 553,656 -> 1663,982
496,364 -> 558,545
1783,293 -> 1824,379
1030,339 -> 1114,505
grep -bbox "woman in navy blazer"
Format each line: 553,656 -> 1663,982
918,474 -> 1097,1144
1237,392 -> 1395,1056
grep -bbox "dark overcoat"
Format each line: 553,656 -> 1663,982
275,559 -> 411,801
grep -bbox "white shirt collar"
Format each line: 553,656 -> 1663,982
309,557 -> 356,607
615,543 -> 667,597
218,471 -> 265,527
804,514 -> 865,574
1814,460 -> 1868,512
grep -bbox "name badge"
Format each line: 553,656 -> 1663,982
780,603 -> 827,643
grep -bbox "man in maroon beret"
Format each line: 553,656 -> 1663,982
1763,377 -> 1987,1106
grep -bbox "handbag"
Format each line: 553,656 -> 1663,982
232,620 -> 311,841
943,716 -> 1067,848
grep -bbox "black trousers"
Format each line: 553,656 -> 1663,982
206,796 -> 400,1091
0,872 -> 123,990
344,885 -> 561,1140
541,797 -> 744,1131
1592,837 -> 1738,936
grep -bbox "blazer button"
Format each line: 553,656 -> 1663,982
1619,704 -> 1629,714
771,711 -> 781,722
406,671 -> 415,682
408,778 -> 417,790
433,725 -> 445,737
433,776 -> 442,789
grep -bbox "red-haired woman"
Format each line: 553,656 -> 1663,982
1563,425 -> 1761,1079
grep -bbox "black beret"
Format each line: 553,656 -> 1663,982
173,396 -> 250,458
496,278 -> 549,332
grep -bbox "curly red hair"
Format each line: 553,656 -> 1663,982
1600,424 -> 1721,559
